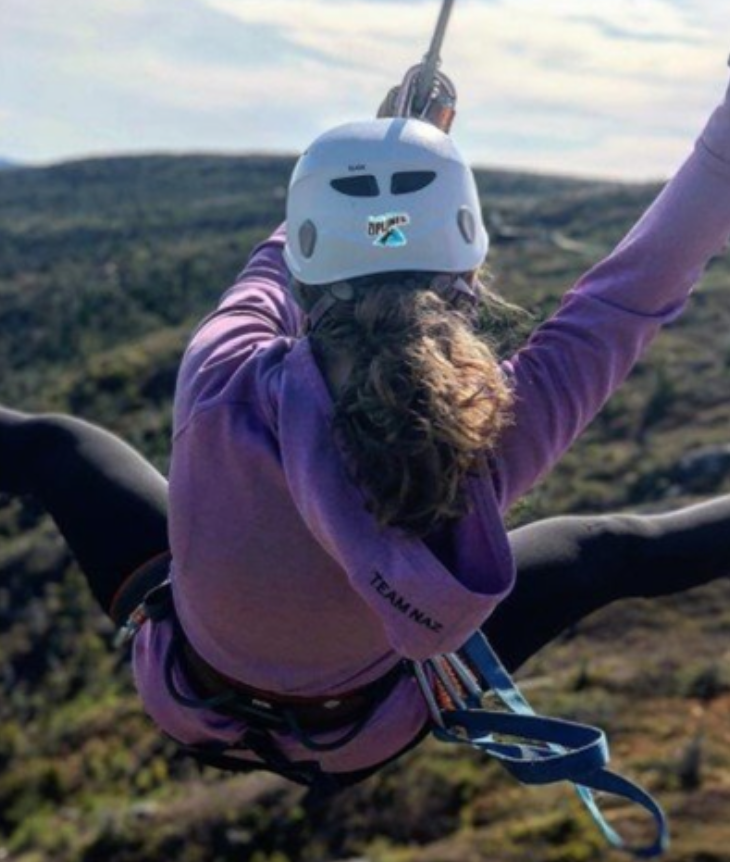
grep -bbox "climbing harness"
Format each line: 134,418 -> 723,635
414,632 -> 669,858
117,576 -> 412,792
119,575 -> 668,855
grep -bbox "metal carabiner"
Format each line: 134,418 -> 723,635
392,0 -> 459,132
412,0 -> 457,113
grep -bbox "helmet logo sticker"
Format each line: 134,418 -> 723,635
368,212 -> 411,248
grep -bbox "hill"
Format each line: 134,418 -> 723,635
1,155 -> 730,862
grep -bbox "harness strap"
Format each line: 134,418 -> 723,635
117,577 -> 409,788
163,617 -> 406,750
173,733 -> 343,792
415,631 -> 670,858
114,577 -> 174,647
298,274 -> 477,333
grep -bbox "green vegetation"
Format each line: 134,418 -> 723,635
1,154 -> 730,860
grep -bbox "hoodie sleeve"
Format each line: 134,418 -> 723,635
174,224 -> 303,431
491,77 -> 730,512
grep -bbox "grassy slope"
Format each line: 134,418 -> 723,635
0,156 -> 730,862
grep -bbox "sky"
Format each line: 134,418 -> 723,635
1,0 -> 728,180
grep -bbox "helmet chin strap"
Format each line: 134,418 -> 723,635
294,273 -> 477,332
430,273 -> 478,304
301,282 -> 356,331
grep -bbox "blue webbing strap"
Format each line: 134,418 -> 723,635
419,631 -> 669,858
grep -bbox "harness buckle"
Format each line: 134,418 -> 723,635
114,579 -> 173,649
114,604 -> 149,648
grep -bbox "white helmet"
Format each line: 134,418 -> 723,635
284,118 -> 489,285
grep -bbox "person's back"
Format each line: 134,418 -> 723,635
170,321 -> 396,694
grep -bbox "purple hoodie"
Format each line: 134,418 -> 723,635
133,85 -> 730,773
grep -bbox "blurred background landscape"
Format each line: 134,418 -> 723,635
1,154 -> 730,861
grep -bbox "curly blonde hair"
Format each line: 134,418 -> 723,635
301,273 -> 514,537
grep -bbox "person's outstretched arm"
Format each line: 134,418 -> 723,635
174,224 -> 300,432
492,72 -> 730,512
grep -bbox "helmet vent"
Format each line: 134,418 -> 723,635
330,175 -> 380,197
457,206 -> 476,245
299,220 -> 318,259
391,171 -> 436,195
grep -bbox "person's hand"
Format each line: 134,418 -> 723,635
376,69 -> 456,133
377,86 -> 401,120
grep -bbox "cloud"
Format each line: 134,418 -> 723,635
197,0 -> 725,177
0,0 -> 727,178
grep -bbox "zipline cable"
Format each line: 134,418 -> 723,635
413,0 -> 457,112
390,0 -> 459,131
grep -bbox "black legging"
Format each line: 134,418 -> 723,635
1,406 -> 729,673
0,407 -> 168,614
487,502 -> 730,671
